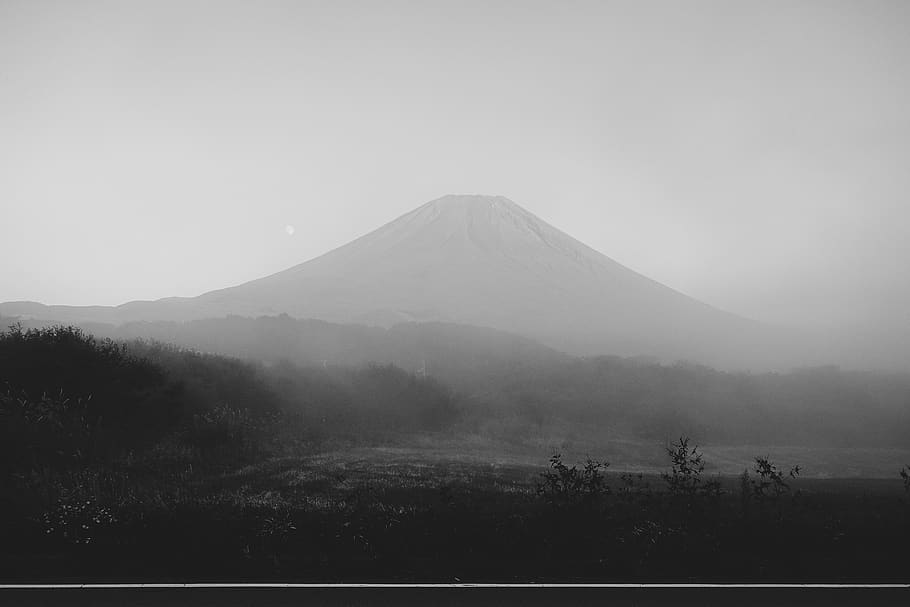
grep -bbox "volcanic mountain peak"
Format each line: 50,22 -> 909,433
0,194 -> 781,367
419,194 -> 545,229
362,193 -> 612,277
424,193 -> 512,209
416,194 -> 565,239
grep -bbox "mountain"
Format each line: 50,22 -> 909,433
2,194 -> 789,368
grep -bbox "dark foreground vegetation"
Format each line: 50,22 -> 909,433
1,325 -> 909,582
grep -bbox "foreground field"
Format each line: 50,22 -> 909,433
2,327 -> 908,583
394,434 -> 910,478
2,443 -> 908,583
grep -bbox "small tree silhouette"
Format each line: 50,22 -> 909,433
536,451 -> 610,509
751,457 -> 800,502
661,436 -> 720,499
901,465 -> 909,493
748,456 -> 801,523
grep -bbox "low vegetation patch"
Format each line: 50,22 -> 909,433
1,325 -> 909,582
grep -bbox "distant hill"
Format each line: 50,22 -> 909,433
70,315 -> 568,391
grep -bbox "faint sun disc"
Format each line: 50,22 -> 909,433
285,225 -> 295,236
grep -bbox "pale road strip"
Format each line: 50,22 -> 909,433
0,583 -> 908,589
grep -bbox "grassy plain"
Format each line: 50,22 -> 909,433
2,437 -> 908,583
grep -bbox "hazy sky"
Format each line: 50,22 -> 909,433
2,0 -> 909,331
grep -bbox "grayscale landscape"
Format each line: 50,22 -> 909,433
1,0 -> 909,596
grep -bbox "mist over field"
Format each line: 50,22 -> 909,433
5,192 -> 910,474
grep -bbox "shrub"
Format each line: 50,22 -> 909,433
0,324 -> 295,469
0,387 -> 95,470
0,324 -> 179,461
661,436 -> 720,500
751,457 -> 800,502
536,451 -> 610,509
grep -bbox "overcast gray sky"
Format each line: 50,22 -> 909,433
2,0 -> 909,333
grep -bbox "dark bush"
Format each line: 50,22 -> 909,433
0,388 -> 94,470
0,325 -> 290,471
751,457 -> 799,501
661,436 -> 720,500
536,451 -> 609,509
0,325 -> 180,465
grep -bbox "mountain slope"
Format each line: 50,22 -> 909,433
2,194 -> 784,367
